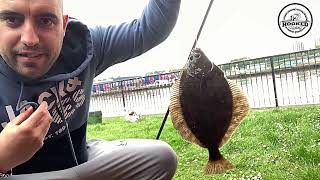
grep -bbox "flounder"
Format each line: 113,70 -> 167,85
169,48 -> 250,174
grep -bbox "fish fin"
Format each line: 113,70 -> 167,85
170,79 -> 205,147
220,80 -> 250,148
204,156 -> 234,174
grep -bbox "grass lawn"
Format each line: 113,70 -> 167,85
87,105 -> 320,180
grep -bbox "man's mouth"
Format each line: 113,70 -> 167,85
16,52 -> 44,61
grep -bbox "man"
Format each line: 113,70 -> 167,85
0,0 -> 181,179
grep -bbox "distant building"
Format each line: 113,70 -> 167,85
315,38 -> 320,49
91,72 -> 180,93
111,76 -> 141,82
293,41 -> 304,52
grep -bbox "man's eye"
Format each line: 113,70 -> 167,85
38,18 -> 53,26
5,16 -> 23,26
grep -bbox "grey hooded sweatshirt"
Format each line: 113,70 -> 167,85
0,0 -> 180,174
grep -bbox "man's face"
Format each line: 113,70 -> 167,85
0,0 -> 68,79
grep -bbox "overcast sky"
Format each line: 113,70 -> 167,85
64,0 -> 320,80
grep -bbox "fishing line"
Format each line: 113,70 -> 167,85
55,82 -> 79,166
156,0 -> 215,139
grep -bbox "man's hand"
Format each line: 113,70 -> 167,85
0,102 -> 52,173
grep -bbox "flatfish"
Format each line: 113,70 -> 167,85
169,48 -> 250,174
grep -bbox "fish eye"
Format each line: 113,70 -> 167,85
194,53 -> 201,59
189,56 -> 193,61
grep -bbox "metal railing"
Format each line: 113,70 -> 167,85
90,48 -> 320,117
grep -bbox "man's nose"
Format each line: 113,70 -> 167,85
21,21 -> 40,47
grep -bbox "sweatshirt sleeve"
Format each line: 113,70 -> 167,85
90,0 -> 181,76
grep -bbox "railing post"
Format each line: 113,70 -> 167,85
120,81 -> 126,113
270,57 -> 279,107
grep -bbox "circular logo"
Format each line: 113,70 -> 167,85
278,3 -> 313,38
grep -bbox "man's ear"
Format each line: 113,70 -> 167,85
63,15 -> 69,34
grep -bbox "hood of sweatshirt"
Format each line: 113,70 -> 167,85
0,18 -> 95,143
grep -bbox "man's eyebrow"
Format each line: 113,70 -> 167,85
36,12 -> 59,20
0,11 -> 59,20
0,10 -> 23,18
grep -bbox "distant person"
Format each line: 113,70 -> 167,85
0,0 -> 180,179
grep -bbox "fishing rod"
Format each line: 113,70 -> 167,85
156,0 -> 215,139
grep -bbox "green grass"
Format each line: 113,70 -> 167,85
87,105 -> 320,180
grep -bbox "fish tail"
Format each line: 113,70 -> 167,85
204,156 -> 234,174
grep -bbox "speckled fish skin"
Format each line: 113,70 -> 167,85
170,48 -> 250,174
181,48 -> 233,161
